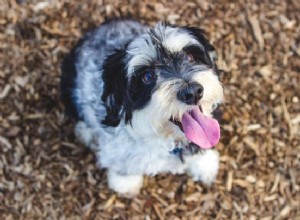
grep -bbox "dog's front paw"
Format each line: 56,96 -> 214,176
107,170 -> 143,197
187,150 -> 219,186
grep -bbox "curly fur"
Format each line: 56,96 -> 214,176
61,20 -> 223,196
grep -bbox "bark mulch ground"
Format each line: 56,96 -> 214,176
0,0 -> 299,219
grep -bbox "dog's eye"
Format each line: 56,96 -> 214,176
142,71 -> 156,84
186,53 -> 194,63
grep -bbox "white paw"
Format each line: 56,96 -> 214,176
108,170 -> 143,197
187,150 -> 219,185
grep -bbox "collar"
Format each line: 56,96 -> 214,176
169,143 -> 204,163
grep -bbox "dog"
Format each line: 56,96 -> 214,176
60,20 -> 223,196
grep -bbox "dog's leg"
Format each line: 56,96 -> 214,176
107,170 -> 143,197
186,149 -> 219,185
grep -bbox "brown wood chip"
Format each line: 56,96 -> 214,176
1,0 -> 299,219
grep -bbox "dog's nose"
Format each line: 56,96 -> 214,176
177,83 -> 203,105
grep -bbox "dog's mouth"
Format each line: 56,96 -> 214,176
170,106 -> 220,149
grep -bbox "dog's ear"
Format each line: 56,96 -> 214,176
184,27 -> 218,69
101,49 -> 128,127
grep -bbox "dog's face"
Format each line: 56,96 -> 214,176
102,23 -> 223,147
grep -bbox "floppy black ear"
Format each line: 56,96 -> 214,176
184,27 -> 215,51
101,50 -> 128,127
184,27 -> 218,70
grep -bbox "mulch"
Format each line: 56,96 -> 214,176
0,0 -> 299,219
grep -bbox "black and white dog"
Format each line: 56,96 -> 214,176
61,20 -> 223,196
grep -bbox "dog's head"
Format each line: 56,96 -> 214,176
102,23 -> 223,148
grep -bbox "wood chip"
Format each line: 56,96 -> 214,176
248,15 -> 265,50
243,137 -> 260,156
226,171 -> 233,191
0,135 -> 12,151
0,84 -> 11,99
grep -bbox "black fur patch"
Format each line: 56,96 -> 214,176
128,65 -> 156,110
183,26 -> 219,75
101,50 -> 129,127
183,27 -> 215,52
102,49 -> 158,127
183,27 -> 220,77
183,45 -> 212,68
60,37 -> 86,120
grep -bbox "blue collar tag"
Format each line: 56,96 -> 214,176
170,143 -> 204,163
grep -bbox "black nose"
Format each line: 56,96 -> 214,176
177,83 -> 204,105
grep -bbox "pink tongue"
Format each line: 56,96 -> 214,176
181,107 -> 220,149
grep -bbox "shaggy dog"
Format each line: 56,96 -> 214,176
61,20 -> 223,196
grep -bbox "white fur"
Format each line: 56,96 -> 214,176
193,69 -> 224,116
75,121 -> 99,151
126,34 -> 157,76
161,27 -> 199,52
108,170 -> 143,197
97,121 -> 188,176
67,21 -> 224,196
186,150 -> 220,185
127,23 -> 200,77
75,121 -> 94,146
